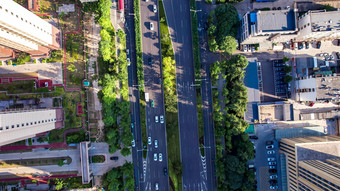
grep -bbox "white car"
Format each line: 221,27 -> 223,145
155,116 -> 159,123
270,175 -> 278,179
267,150 -> 275,155
155,183 -> 159,190
148,137 -> 152,145
150,22 -> 154,30
154,153 -> 158,161
127,58 -> 131,66
160,115 -> 164,124
268,157 -> 276,161
153,5 -> 157,13
159,153 -> 162,162
154,140 -> 158,148
132,140 -> 135,147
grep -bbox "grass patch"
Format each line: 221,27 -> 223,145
0,157 -> 71,168
91,155 -> 105,163
0,80 -> 35,94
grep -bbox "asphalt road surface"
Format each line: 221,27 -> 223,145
140,0 -> 170,190
125,0 -> 145,190
163,0 -> 207,190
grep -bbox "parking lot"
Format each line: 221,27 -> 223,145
251,124 -> 282,191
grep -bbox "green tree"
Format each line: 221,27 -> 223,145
120,147 -> 131,156
282,56 -> 290,63
284,75 -> 293,83
284,65 -> 292,73
55,178 -> 65,190
58,160 -> 64,167
67,64 -> 76,72
322,4 -> 334,11
16,53 -> 31,65
208,39 -> 219,52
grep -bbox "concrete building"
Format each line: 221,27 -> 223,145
295,75 -> 340,102
240,9 -> 298,46
0,0 -> 61,58
280,135 -> 340,191
0,108 -> 64,146
297,10 -> 340,41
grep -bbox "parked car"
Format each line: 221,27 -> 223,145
316,41 -> 321,49
269,165 -> 276,169
270,175 -> 278,179
269,161 -> 277,165
267,157 -> 276,162
276,76 -> 284,80
159,153 -> 162,162
160,115 -> 164,124
249,135 -> 258,139
270,185 -> 278,189
298,42 -> 303,50
155,116 -> 159,123
150,22 -> 154,30
266,145 -> 274,149
154,153 -> 158,161
302,42 -> 306,49
294,42 -> 298,50
269,169 -> 277,173
148,137 -> 152,145
153,5 -> 157,13
267,150 -> 275,155
243,45 -> 248,52
155,183 -> 159,190
275,67 -> 284,71
127,58 -> 131,66
266,141 -> 274,145
132,140 -> 135,147
154,140 -> 158,148
148,57 -> 152,65
306,41 -> 310,49
110,156 -> 119,160
269,180 -> 278,184
151,99 -> 154,107
164,168 -> 168,176
276,72 -> 285,76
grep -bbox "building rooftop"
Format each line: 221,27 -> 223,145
244,58 -> 260,122
310,10 -> 340,32
297,141 -> 340,161
275,126 -> 326,140
257,10 -> 296,32
315,75 -> 340,101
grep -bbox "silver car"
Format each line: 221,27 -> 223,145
270,175 -> 278,179
154,153 -> 158,161
155,116 -> 159,123
132,140 -> 135,147
159,153 -> 162,162
153,5 -> 157,13
154,140 -> 158,148
160,115 -> 164,124
148,137 -> 152,145
150,22 -> 154,30
267,150 -> 275,155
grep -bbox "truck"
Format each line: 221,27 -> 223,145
145,93 -> 149,102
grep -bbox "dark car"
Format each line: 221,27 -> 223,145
336,52 -> 340,59
110,156 -> 119,160
306,41 -> 310,49
269,179 -> 278,184
276,72 -> 285,76
275,67 -> 284,71
316,41 -> 321,49
298,42 -> 303,50
276,76 -> 284,80
269,169 -> 277,173
249,135 -> 258,139
266,141 -> 274,145
148,57 -> 152,65
164,168 -> 168,176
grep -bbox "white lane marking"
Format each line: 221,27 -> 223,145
181,20 -> 184,27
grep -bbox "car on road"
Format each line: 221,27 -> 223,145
298,42 -> 303,50
148,57 -> 152,65
269,169 -> 277,173
269,161 -> 277,165
270,175 -> 278,179
160,115 -> 164,123
267,150 -> 275,155
275,67 -> 284,71
110,156 -> 119,160
153,5 -> 157,13
267,157 -> 276,161
154,140 -> 158,148
164,168 -> 168,176
155,116 -> 159,123
148,137 -> 152,145
266,141 -> 274,145
249,135 -> 258,139
127,58 -> 130,66
269,165 -> 276,169
266,145 -> 274,149
317,41 -> 321,49
155,183 -> 159,190
132,140 -> 135,147
154,153 -> 158,161
150,22 -> 154,30
294,42 -> 298,50
270,185 -> 278,189
151,100 -> 154,107
269,179 -> 277,184
131,123 -> 134,129
159,153 -> 162,162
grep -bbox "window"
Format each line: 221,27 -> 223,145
42,120 -> 44,123
0,127 -> 2,131
22,123 -> 24,127
26,123 -> 29,126
17,124 -> 19,127
34,121 -> 37,124
11,125 -> 14,128
30,122 -> 33,125
5,9 -> 8,12
45,120 -> 47,122
38,121 -> 40,124
48,119 -> 50,122
6,126 -> 9,130
54,118 -> 57,121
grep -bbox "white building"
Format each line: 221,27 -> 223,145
0,108 -> 64,146
297,10 -> 340,41
0,0 -> 61,58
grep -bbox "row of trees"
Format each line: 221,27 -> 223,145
211,55 -> 255,190
207,4 -> 239,55
133,0 -> 144,87
99,29 -> 133,156
102,162 -> 135,190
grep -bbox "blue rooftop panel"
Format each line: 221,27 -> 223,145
250,12 -> 257,23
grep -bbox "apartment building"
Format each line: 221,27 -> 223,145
280,136 -> 340,191
0,108 -> 64,146
0,0 -> 61,58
